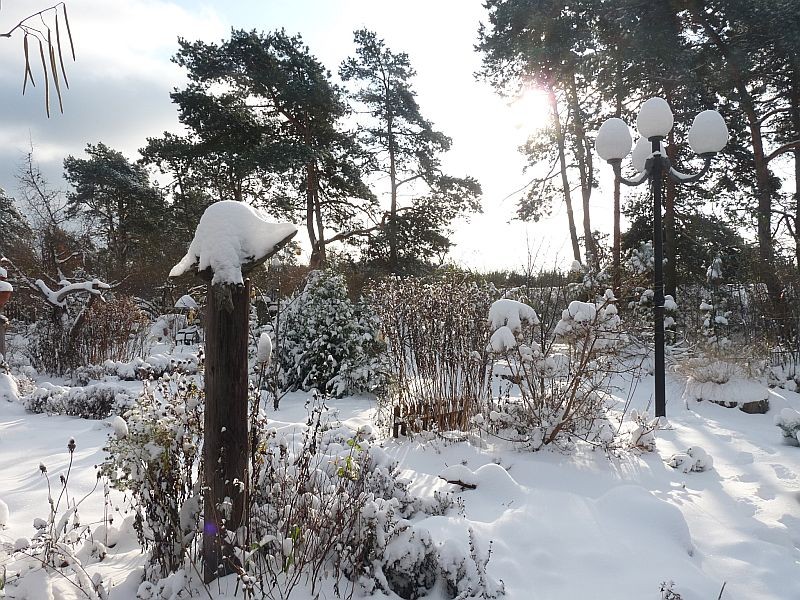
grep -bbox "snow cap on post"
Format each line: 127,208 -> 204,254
170,201 -> 298,285
636,97 -> 673,139
595,117 -> 632,162
688,110 -> 728,155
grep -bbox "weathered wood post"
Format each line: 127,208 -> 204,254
169,201 -> 297,583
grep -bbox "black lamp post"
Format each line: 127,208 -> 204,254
595,97 -> 728,417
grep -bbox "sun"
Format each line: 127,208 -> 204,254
508,88 -> 552,133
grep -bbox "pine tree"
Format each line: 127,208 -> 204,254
278,270 -> 385,397
341,29 -> 481,273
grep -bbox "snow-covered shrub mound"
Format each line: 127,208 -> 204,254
484,290 -> 623,451
628,409 -> 660,451
102,351 -> 200,380
170,200 -> 297,285
23,382 -> 133,419
667,446 -> 714,473
101,375 -> 204,580
279,270 -> 385,398
0,371 -> 19,402
775,408 -> 800,446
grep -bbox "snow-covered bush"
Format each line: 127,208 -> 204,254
240,395 -> 501,599
101,375 -> 203,580
370,276 -> 495,434
23,382 -> 134,419
628,409 -> 660,452
279,270 -> 385,398
484,290 -> 625,451
667,446 -> 714,473
2,438 -> 113,600
775,408 -> 800,446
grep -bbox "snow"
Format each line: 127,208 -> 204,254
0,265 -> 7,278
109,415 -> 129,438
0,497 -> 8,527
566,300 -> 596,322
685,376 -> 769,406
0,372 -> 19,402
170,200 -> 298,285
174,294 -> 198,310
0,280 -> 12,292
636,96 -> 674,139
1,352 -> 799,599
688,109 -> 728,155
488,325 -> 517,352
34,278 -> 110,308
256,332 -> 273,365
664,294 -> 678,311
595,117 -> 632,161
488,298 -> 539,332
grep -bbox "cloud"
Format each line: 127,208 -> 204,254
0,0 -> 227,195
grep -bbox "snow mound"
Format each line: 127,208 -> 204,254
668,446 -> 714,473
170,200 -> 297,285
256,332 -> 273,365
439,464 -> 477,487
488,298 -> 539,332
685,377 -> 768,407
0,372 -> 19,402
0,280 -> 12,292
109,415 -> 128,438
488,325 -> 517,352
174,294 -> 198,310
775,408 -> 800,446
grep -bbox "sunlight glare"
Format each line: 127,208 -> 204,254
509,88 -> 551,133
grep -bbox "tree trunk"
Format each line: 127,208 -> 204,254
549,86 -> 582,264
567,74 -> 596,265
388,111 -> 399,273
791,75 -> 800,277
203,280 -> 250,583
689,6 -> 784,314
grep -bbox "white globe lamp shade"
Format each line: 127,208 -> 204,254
688,110 -> 728,155
595,118 -> 632,162
631,137 -> 666,173
636,97 -> 674,139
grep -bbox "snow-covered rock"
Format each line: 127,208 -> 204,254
775,408 -> 800,446
170,200 -> 297,285
685,377 -> 770,414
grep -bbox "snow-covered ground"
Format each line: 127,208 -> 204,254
1,371 -> 798,599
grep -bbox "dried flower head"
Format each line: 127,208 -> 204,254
67,438 -> 76,453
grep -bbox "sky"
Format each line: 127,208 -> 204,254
0,0 -> 618,272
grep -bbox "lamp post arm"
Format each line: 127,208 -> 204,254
667,155 -> 713,183
611,160 -> 651,186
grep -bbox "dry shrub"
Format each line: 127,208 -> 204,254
74,295 -> 149,365
368,275 -> 495,434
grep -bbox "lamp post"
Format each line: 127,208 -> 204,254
596,97 -> 728,417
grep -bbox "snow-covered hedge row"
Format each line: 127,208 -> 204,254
23,382 -> 134,419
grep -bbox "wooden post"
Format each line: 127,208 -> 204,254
203,279 -> 251,583
0,316 -> 6,358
